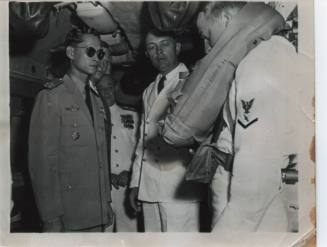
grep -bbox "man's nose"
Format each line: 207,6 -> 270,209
158,45 -> 164,54
93,55 -> 99,62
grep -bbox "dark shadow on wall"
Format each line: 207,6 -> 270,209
10,95 -> 42,232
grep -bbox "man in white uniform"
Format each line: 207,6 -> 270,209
129,29 -> 202,232
195,2 -> 304,232
109,103 -> 139,232
91,41 -> 139,232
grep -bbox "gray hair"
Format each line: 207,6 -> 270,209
200,1 -> 247,18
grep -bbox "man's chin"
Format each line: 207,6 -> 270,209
158,63 -> 170,73
87,68 -> 97,75
159,62 -> 179,75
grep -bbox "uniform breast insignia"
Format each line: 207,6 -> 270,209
237,98 -> 258,129
179,71 -> 189,80
71,131 -> 80,141
99,106 -> 107,120
65,105 -> 80,112
120,114 -> 134,129
43,78 -> 63,89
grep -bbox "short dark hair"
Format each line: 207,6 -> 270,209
64,27 -> 100,47
200,1 -> 246,18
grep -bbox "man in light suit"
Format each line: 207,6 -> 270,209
28,28 -> 112,232
129,29 -> 202,232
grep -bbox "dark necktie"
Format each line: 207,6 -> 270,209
157,75 -> 166,94
85,84 -> 93,120
97,86 -> 112,188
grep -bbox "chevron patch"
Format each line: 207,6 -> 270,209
238,118 -> 258,129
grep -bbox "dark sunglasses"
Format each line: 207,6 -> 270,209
75,46 -> 106,60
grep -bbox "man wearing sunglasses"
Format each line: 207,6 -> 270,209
28,27 -> 113,232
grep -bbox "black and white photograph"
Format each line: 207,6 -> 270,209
1,0 -> 316,246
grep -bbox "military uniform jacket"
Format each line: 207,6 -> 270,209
28,74 -> 111,230
130,63 -> 202,202
213,36 -> 310,231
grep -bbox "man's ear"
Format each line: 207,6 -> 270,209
145,50 -> 149,58
66,46 -> 74,60
175,42 -> 181,56
222,11 -> 232,28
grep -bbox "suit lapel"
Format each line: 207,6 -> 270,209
144,83 -> 156,119
148,91 -> 169,122
148,75 -> 176,123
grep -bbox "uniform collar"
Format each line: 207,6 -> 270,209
64,74 -> 99,99
157,63 -> 186,85
87,79 -> 99,96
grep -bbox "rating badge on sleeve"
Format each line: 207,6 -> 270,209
237,98 -> 258,129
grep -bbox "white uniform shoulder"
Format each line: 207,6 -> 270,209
236,36 -> 296,80
178,63 -> 189,73
166,63 -> 189,80
242,36 -> 296,66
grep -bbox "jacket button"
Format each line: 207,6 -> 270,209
73,123 -> 78,128
144,133 -> 148,137
142,158 -> 146,162
67,185 -> 72,190
115,149 -> 119,153
116,164 -> 119,167
113,136 -> 117,139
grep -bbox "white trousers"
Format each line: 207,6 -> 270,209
142,202 -> 200,232
211,166 -> 288,232
106,187 -> 138,232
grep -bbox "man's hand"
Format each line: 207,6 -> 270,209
43,217 -> 64,232
117,170 -> 130,187
111,173 -> 120,190
128,187 -> 139,215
